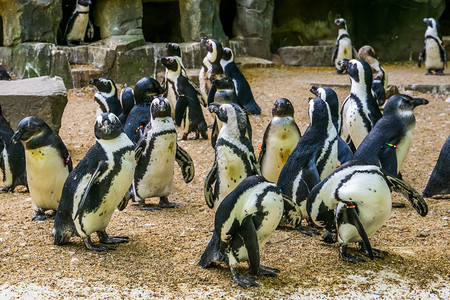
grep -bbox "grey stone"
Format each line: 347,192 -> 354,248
70,65 -> 102,89
278,45 -> 333,66
234,56 -> 274,69
0,47 -> 13,71
0,76 -> 68,133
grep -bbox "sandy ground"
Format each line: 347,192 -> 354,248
0,63 -> 449,299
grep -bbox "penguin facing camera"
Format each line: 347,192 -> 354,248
423,135 -> 450,198
331,18 -> 358,74
89,77 -> 122,118
418,18 -> 447,75
64,0 -> 93,46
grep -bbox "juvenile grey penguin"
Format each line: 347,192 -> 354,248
64,0 -> 92,46
418,18 -> 447,75
199,38 -> 224,102
11,117 -> 73,220
89,77 -> 123,118
423,135 -> 450,197
331,18 -> 358,74
53,113 -> 136,251
133,97 -> 195,210
258,98 -> 301,183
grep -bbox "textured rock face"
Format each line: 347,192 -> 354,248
278,45 -> 333,66
0,76 -> 68,133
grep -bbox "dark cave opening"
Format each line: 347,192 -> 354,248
0,15 -> 3,46
142,1 -> 183,43
220,0 -> 237,39
438,2 -> 450,36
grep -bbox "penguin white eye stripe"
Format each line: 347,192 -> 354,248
96,115 -> 103,125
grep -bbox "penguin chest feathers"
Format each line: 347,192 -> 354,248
424,38 -> 444,69
66,9 -> 90,41
1,147 -> 13,187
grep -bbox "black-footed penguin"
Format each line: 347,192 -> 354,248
331,18 -> 358,74
11,117 -> 73,220
53,113 -> 136,251
423,135 -> 450,197
418,18 -> 447,75
118,84 -> 135,125
165,42 -> 188,78
0,65 -> 11,81
339,59 -> 383,150
277,97 -> 338,235
199,175 -> 285,288
220,47 -> 261,115
161,56 -> 208,140
199,38 -> 224,102
258,98 -> 301,183
89,77 -> 123,118
0,106 -> 27,191
133,97 -> 195,210
204,103 -> 258,211
123,77 -> 165,144
310,86 -> 353,164
64,0 -> 92,46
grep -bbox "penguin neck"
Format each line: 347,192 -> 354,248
220,59 -> 231,71
337,28 -> 349,39
219,122 -> 245,141
97,132 -> 134,151
166,69 -> 180,83
76,2 -> 90,13
350,78 -> 371,96
425,28 -> 441,43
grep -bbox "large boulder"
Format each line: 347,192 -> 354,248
0,76 -> 68,133
278,45 -> 333,66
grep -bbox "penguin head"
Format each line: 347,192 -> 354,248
423,18 -> 439,31
201,38 -> 223,61
166,42 -> 181,57
11,117 -> 52,145
338,59 -> 373,88
310,86 -> 339,117
150,97 -> 171,119
221,47 -> 234,62
209,102 -> 246,130
94,113 -> 123,140
78,0 -> 91,6
358,45 -> 377,60
119,84 -> 135,114
272,98 -> 294,118
89,78 -> 117,97
160,56 -> 181,73
383,94 -> 429,116
134,77 -> 165,105
308,97 -> 331,129
212,77 -> 235,91
334,18 -> 347,30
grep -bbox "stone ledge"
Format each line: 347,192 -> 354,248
278,45 -> 333,67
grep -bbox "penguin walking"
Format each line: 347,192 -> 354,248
53,113 -> 135,251
133,97 -> 195,210
89,77 -> 123,118
423,135 -> 450,198
118,84 -> 135,125
339,59 -> 383,151
0,106 -> 27,191
258,98 -> 301,183
418,18 -> 447,75
0,65 -> 11,81
220,47 -> 261,115
199,38 -> 224,102
277,97 -> 338,235
204,103 -> 258,211
331,18 -> 358,74
64,0 -> 92,46
11,117 -> 73,220
199,175 -> 286,288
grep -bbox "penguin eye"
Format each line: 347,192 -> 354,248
103,81 -> 108,85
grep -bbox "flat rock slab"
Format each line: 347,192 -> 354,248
278,45 -> 333,67
0,76 -> 67,133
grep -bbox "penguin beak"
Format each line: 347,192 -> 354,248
337,59 -> 349,69
11,129 -> 24,145
411,97 -> 429,107
101,120 -> 112,134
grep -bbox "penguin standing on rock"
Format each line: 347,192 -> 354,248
199,38 -> 224,101
258,98 -> 301,183
423,135 -> 450,197
90,78 -> 123,118
53,113 -> 136,251
11,117 -> 72,220
332,18 -> 358,74
133,97 -> 195,210
418,18 -> 447,75
118,84 -> 135,125
64,0 -> 92,46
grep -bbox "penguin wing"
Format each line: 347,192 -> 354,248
282,194 -> 303,227
418,47 -> 425,68
378,141 -> 399,177
175,95 -> 189,127
236,215 -> 261,275
117,195 -> 129,211
175,144 -> 195,183
439,44 -> 447,68
211,117 -> 219,149
257,122 -> 271,165
204,161 -> 218,209
134,136 -> 147,162
337,136 -> 353,164
54,134 -> 73,172
331,45 -> 338,64
207,84 -> 217,106
86,19 -> 94,41
352,46 -> 358,59
301,157 -> 321,191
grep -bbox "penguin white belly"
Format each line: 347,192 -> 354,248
25,147 -> 68,211
182,107 -> 190,134
396,131 -> 412,173
255,191 -> 284,248
343,98 -> 370,148
335,38 -> 353,68
66,14 -> 89,42
317,131 -> 338,180
167,83 -> 177,120
425,39 -> 444,70
1,148 -> 13,187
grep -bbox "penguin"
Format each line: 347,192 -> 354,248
123,77 -> 165,144
338,59 -> 383,151
64,0 -> 92,46
199,38 -> 224,102
133,97 -> 195,210
423,135 -> 450,197
0,105 -> 27,191
118,84 -> 135,125
204,103 -> 258,211
53,113 -> 136,251
0,65 -> 11,81
161,56 -> 208,140
331,18 -> 358,74
310,86 -> 353,164
220,47 -> 261,115
89,77 -> 123,118
11,117 -> 73,220
418,18 -> 447,75
258,98 -> 301,183
199,175 -> 286,288
165,42 -> 188,78
277,97 -> 338,235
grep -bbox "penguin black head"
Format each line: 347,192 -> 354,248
201,38 -> 223,60
423,18 -> 439,31
209,102 -> 246,127
308,97 -> 331,129
120,84 -> 135,114
150,97 -> 171,119
338,59 -> 373,88
94,113 -> 123,140
383,94 -> 429,116
222,47 -> 234,62
334,18 -> 347,30
78,0 -> 92,6
272,98 -> 294,118
11,117 -> 52,145
166,42 -> 181,57
161,56 -> 181,73
89,78 -> 117,96
134,77 -> 165,105
212,77 -> 235,90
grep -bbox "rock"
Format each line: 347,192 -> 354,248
278,45 -> 333,66
0,76 -> 68,133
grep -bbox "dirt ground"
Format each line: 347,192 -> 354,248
0,63 -> 449,299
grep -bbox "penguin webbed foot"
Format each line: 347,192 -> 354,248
97,231 -> 129,244
359,242 -> 388,259
257,264 -> 280,277
159,196 -> 179,209
296,224 -> 321,236
392,202 -> 406,208
231,267 -> 259,288
84,236 -> 115,252
1,186 -> 13,193
321,230 -> 337,244
138,199 -> 162,211
32,210 -> 51,221
339,245 -> 365,264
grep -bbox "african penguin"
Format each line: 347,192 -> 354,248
11,117 -> 73,220
0,65 -> 11,81
133,97 -> 195,210
331,18 -> 358,74
277,96 -> 338,235
64,0 -> 92,46
423,135 -> 450,197
338,59 -> 383,150
204,103 -> 258,211
418,18 -> 447,75
89,77 -> 123,118
199,175 -> 285,288
118,84 -> 135,125
220,47 -> 261,115
258,98 -> 301,183
165,42 -> 188,78
199,38 -> 224,102
53,113 -> 135,251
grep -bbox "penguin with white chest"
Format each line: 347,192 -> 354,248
53,113 -> 136,251
258,98 -> 301,183
331,18 -> 358,74
418,18 -> 447,75
11,117 -> 73,220
89,77 -> 123,118
199,38 -> 224,102
64,0 -> 92,46
133,97 -> 195,210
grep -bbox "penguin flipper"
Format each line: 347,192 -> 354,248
337,136 -> 353,164
237,216 -> 261,276
331,45 -> 338,65
378,142 -> 399,177
207,85 -> 217,106
257,123 -> 270,165
301,158 -> 321,191
282,194 -> 303,228
175,144 -> 195,183
352,47 -> 358,59
175,95 -> 189,127
211,117 -> 219,149
204,161 -> 218,209
418,47 -> 425,68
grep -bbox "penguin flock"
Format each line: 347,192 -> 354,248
0,16 -> 447,289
